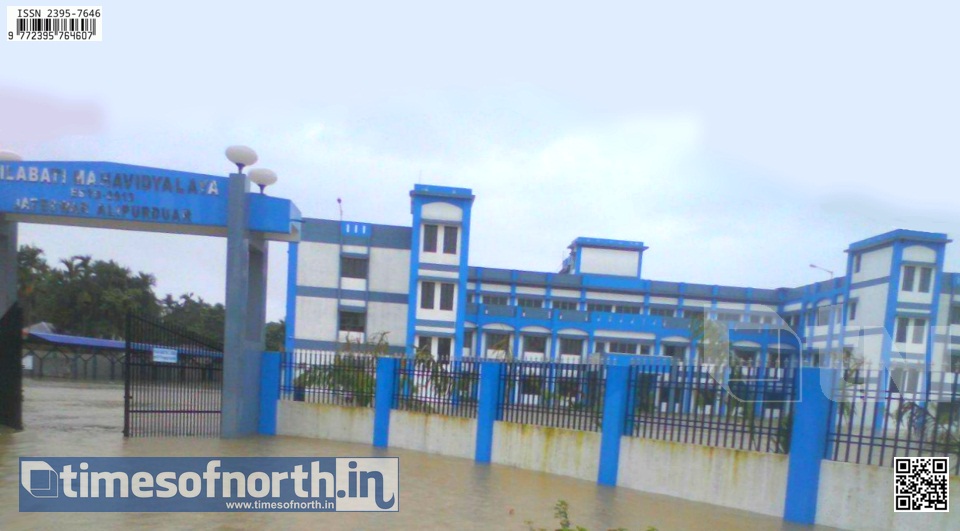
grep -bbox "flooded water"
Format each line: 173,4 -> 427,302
1,379 -> 840,530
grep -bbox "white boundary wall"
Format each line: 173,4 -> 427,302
389,410 -> 477,460
277,401 -> 373,444
817,460 -> 960,531
491,421 -> 601,482
617,437 -> 788,517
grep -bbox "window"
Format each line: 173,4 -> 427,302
952,353 -> 960,373
486,332 -> 511,354
587,303 -> 613,313
848,301 -> 858,321
420,282 -> 436,309
912,318 -> 926,344
951,306 -> 960,325
918,267 -> 932,293
423,224 -> 438,252
681,309 -> 703,319
896,317 -> 910,343
734,349 -> 756,365
639,344 -> 652,355
482,294 -> 508,306
663,345 -> 685,359
649,308 -> 673,317
559,338 -> 583,355
749,315 -> 762,324
340,256 -> 368,279
553,300 -> 578,310
761,315 -> 774,324
339,310 -> 365,333
816,307 -> 833,327
782,314 -> 796,329
617,305 -> 642,314
608,342 -> 637,354
464,331 -> 474,351
439,283 -> 455,311
889,367 -> 920,394
517,298 -> 542,308
523,336 -> 547,353
418,336 -> 432,355
442,226 -> 458,254
902,266 -> 916,292
717,312 -> 740,322
437,337 -> 452,364
854,254 -> 862,273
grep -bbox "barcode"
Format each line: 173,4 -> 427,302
15,18 -> 97,34
7,6 -> 102,41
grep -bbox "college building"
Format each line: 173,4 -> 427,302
285,184 -> 960,384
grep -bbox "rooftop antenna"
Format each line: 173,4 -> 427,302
337,197 -> 343,222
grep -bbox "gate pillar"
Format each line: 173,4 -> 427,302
0,218 -> 17,315
222,172 -> 269,438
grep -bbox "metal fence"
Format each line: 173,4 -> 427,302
281,350 -> 377,407
393,358 -> 481,418
826,368 -> 960,475
626,364 -> 797,454
22,346 -> 125,381
498,361 -> 606,432
124,314 -> 223,438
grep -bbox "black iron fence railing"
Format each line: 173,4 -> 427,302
826,368 -> 960,475
498,362 -> 606,432
281,350 -> 377,408
393,358 -> 481,418
124,313 -> 223,438
626,364 -> 797,454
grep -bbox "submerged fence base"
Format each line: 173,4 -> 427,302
263,354 -> 960,530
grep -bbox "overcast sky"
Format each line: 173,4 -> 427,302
2,1 -> 959,321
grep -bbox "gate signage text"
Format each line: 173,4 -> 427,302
152,348 -> 178,364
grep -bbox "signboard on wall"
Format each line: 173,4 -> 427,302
152,348 -> 178,364
0,161 -> 229,231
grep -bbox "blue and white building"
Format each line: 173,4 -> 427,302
286,184 -> 960,384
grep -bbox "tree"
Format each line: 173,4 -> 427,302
26,253 -> 160,338
265,319 -> 285,351
159,293 -> 225,344
16,245 -> 50,325
18,245 -> 286,345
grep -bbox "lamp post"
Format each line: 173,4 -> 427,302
809,263 -> 834,279
0,150 -> 22,314
225,145 -> 257,174
248,168 -> 278,195
221,145 -> 274,437
0,150 -> 23,162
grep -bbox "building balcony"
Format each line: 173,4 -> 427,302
481,304 -> 517,318
519,307 -> 552,320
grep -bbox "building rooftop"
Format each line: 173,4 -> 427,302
846,229 -> 950,253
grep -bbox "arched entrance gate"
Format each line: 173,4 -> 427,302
0,159 -> 301,437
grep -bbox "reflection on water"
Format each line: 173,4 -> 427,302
1,379 -> 839,530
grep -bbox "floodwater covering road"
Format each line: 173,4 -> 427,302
0,378 -> 842,530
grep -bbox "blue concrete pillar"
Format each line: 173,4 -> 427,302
222,171 -> 270,438
475,361 -> 504,463
598,364 -> 630,486
258,351 -> 282,435
373,357 -> 399,448
784,367 -> 835,524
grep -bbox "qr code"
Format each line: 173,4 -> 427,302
894,457 -> 950,512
